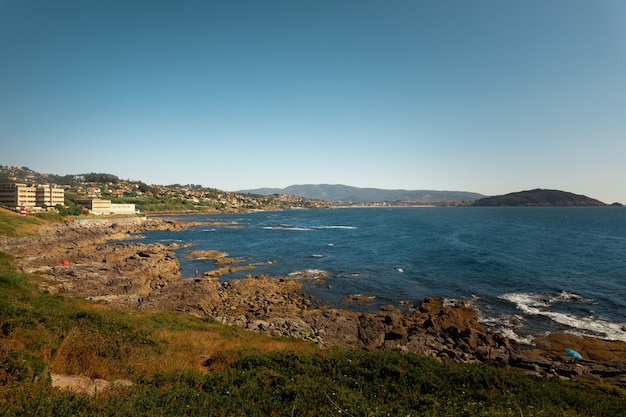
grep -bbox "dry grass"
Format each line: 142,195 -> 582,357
0,208 -> 45,237
50,328 -> 114,379
133,327 -> 314,374
45,307 -> 315,380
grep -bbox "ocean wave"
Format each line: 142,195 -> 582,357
288,269 -> 328,279
311,225 -> 357,230
498,328 -> 536,346
500,291 -> 626,342
480,314 -> 535,345
262,226 -> 313,231
557,290 -> 595,304
262,224 -> 356,231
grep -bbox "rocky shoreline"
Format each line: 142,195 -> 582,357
2,217 -> 625,388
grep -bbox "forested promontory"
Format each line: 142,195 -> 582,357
472,189 -> 607,206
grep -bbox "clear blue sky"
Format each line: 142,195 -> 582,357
2,0 -> 625,203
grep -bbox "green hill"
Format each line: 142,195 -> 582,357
472,189 -> 607,206
239,184 -> 485,203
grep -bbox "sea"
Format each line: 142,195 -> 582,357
132,206 -> 626,346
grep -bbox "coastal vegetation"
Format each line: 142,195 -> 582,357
1,210 -> 626,415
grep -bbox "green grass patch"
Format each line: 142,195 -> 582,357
2,349 -> 625,416
0,208 -> 68,237
0,209 -> 43,237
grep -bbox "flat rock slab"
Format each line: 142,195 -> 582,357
51,374 -> 133,396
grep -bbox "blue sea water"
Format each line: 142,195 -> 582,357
136,207 -> 626,345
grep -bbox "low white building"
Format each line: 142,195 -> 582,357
109,203 -> 136,215
76,199 -> 136,215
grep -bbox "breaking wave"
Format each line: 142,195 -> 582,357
288,269 -> 329,279
500,291 -> 626,342
311,225 -> 357,230
262,224 -> 356,231
262,225 -> 312,231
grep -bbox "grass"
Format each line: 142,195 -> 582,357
1,209 -> 626,415
0,207 -> 46,237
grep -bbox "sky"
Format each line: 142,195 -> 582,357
1,0 -> 625,203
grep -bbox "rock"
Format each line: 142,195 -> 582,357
532,333 -> 626,362
51,373 -> 133,396
342,294 -> 376,303
1,219 -> 185,309
357,315 -> 386,349
303,310 -> 362,348
383,312 -> 408,342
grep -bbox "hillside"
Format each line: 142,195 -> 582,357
239,184 -> 484,204
472,189 -> 607,206
0,165 -> 331,212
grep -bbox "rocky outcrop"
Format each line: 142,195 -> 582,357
137,274 -> 310,318
294,298 -> 520,363
50,242 -> 181,305
1,219 -> 185,308
517,333 -> 626,387
5,220 -> 188,307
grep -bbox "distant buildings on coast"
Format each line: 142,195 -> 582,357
0,183 -> 135,215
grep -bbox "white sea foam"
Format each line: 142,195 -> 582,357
288,269 -> 328,279
262,224 -> 355,231
480,314 -> 534,345
555,290 -> 595,305
500,292 -> 626,342
262,226 -> 312,231
498,328 -> 536,346
311,225 -> 357,230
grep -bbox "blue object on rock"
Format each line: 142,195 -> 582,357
564,348 -> 583,360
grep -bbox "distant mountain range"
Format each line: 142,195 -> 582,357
238,184 -> 485,204
471,189 -> 610,206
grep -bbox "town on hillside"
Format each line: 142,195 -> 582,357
0,165 -> 332,214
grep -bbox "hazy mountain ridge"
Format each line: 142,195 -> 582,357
472,189 -> 609,206
239,184 -> 485,203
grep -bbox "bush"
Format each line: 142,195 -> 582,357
0,348 -> 48,384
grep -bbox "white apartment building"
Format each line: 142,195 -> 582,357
0,183 -> 65,210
